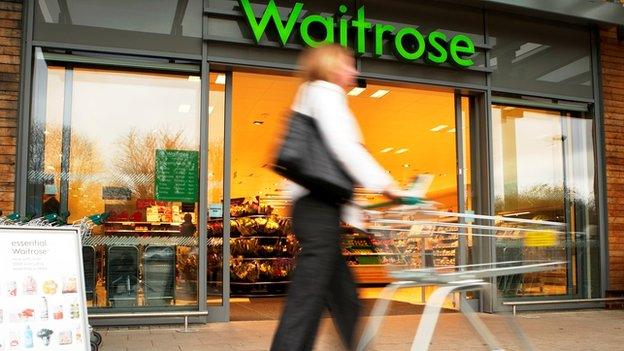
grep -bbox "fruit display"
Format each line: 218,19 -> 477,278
230,198 -> 273,217
230,258 -> 260,282
230,238 -> 259,256
207,221 -> 224,237
258,258 -> 295,281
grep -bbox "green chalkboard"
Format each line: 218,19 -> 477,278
155,149 -> 199,203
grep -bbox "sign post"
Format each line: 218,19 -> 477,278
0,226 -> 91,350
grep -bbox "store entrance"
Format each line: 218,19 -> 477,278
226,71 -> 472,321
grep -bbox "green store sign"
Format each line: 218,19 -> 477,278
239,0 -> 476,68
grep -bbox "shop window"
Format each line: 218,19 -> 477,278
492,104 -> 600,298
27,52 -> 202,309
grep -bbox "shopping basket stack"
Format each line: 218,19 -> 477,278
356,203 -> 566,351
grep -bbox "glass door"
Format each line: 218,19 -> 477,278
491,104 -> 600,299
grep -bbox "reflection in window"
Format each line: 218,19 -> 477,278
36,0 -> 202,37
489,12 -> 592,99
492,104 -> 600,298
28,57 -> 202,309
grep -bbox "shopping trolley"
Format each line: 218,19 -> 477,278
71,214 -> 108,351
355,202 -> 566,351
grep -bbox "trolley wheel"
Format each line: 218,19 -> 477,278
91,331 -> 102,346
90,341 -> 99,351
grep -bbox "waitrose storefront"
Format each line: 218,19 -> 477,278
13,0 -> 624,323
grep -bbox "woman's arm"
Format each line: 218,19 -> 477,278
310,86 -> 393,191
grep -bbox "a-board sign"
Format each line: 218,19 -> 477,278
0,226 -> 90,350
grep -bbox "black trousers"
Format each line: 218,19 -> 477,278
271,194 -> 360,351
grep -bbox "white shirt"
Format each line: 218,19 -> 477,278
287,80 -> 394,227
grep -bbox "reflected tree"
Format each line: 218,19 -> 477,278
28,124 -> 103,219
113,128 -> 190,199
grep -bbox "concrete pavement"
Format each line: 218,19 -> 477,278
96,310 -> 624,351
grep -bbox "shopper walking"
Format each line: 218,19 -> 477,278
270,44 -> 400,351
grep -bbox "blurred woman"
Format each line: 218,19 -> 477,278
271,45 -> 399,351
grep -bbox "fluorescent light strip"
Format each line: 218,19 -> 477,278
380,147 -> 394,153
430,124 -> 448,132
188,76 -> 200,82
347,87 -> 365,96
215,74 -> 226,85
395,148 -> 409,154
447,128 -> 456,133
370,89 -> 389,98
208,106 -> 215,116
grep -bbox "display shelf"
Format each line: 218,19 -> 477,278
227,212 -> 298,295
235,257 -> 295,261
230,236 -> 286,239
106,221 -> 182,225
343,252 -> 402,256
230,281 -> 291,285
106,230 -> 181,234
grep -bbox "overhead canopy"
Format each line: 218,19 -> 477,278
445,0 -> 624,26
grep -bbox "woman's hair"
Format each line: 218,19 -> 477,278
298,44 -> 353,82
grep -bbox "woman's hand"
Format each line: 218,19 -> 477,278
382,184 -> 403,201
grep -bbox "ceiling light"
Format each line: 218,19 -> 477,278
188,76 -> 200,82
215,74 -> 226,85
502,106 -> 515,111
447,128 -> 456,133
208,106 -> 215,116
347,87 -> 365,96
370,89 -> 389,98
430,124 -> 448,132
402,163 -> 410,168
380,147 -> 394,153
178,104 -> 191,113
253,120 -> 264,125
395,148 -> 408,154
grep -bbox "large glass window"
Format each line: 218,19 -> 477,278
489,12 -> 593,99
492,104 -> 600,298
28,52 -> 201,310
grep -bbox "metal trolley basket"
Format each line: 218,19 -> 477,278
356,206 -> 566,351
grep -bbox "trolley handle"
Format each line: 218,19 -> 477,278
361,196 -> 424,210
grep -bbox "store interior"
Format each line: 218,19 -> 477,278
223,71 -> 465,318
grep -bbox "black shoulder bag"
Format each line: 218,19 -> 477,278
272,88 -> 354,203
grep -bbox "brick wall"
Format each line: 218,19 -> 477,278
0,0 -> 20,215
602,27 -> 624,290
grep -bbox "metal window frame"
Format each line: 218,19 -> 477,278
590,25 -> 609,298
